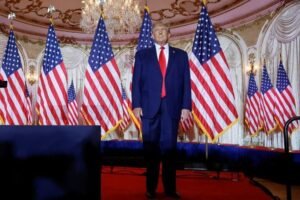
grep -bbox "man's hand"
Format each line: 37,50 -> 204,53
133,107 -> 143,121
181,109 -> 191,122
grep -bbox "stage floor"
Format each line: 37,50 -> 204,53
101,140 -> 300,184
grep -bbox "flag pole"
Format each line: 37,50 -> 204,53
264,58 -> 274,151
249,61 -> 255,149
249,59 -> 255,149
205,135 -> 209,160
249,136 -> 254,148
199,0 -> 209,163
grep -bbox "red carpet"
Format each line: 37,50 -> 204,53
101,166 -> 272,200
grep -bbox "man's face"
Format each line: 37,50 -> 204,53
152,24 -> 170,45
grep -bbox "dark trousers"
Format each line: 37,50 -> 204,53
142,99 -> 179,194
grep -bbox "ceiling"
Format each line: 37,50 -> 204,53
0,0 -> 284,44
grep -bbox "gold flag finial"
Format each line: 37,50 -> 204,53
250,62 -> 254,74
247,53 -> 256,76
8,12 -> 16,30
47,5 -> 56,25
202,0 -> 208,6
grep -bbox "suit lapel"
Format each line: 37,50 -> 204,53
166,46 -> 175,77
150,46 -> 163,77
150,46 -> 159,65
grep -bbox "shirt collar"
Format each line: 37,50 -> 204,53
154,43 -> 169,50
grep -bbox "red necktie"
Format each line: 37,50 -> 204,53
159,46 -> 166,97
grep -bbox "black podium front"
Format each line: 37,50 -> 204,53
0,126 -> 100,200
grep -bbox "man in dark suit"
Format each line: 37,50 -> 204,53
132,22 -> 191,200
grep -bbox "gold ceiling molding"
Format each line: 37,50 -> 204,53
150,0 -> 221,21
5,0 -> 42,14
2,0 -> 246,31
149,0 -> 248,28
2,0 -> 279,31
3,0 -> 81,30
0,23 -> 80,46
149,0 -> 242,19
21,34 -> 80,47
0,0 -> 283,44
0,24 -> 8,35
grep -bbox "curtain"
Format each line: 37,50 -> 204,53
260,1 -> 300,150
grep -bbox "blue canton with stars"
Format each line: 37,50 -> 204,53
89,17 -> 114,72
42,24 -> 63,75
192,6 -> 221,65
136,8 -> 154,51
276,61 -> 291,93
2,30 -> 22,77
261,65 -> 273,94
68,80 -> 76,103
247,73 -> 258,97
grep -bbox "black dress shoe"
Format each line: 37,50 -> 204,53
145,192 -> 157,200
166,192 -> 181,199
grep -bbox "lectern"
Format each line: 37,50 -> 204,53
0,80 -> 7,88
0,126 -> 101,200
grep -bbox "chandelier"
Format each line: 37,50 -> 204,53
80,0 -> 142,38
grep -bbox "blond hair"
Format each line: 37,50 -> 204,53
152,22 -> 170,33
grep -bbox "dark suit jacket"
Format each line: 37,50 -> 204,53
132,46 -> 191,120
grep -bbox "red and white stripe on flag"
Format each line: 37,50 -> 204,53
261,89 -> 277,133
81,17 -> 123,135
0,91 -> 4,124
260,65 -> 277,133
35,24 -> 68,125
245,73 -> 262,135
82,61 -> 123,133
67,81 -> 79,125
68,101 -> 78,125
120,97 -> 131,131
189,6 -> 238,142
0,74 -> 7,124
0,30 -> 29,125
274,61 -> 298,132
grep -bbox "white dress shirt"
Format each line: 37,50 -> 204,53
155,43 -> 169,67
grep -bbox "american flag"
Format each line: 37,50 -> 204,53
0,30 -> 28,125
119,84 -> 131,131
0,100 -> 4,124
260,65 -> 277,133
0,92 -> 4,124
25,84 -> 33,125
245,73 -> 262,135
81,16 -> 123,135
136,7 -> 154,51
67,80 -> 78,125
35,24 -> 68,125
274,61 -> 297,132
189,6 -> 238,141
